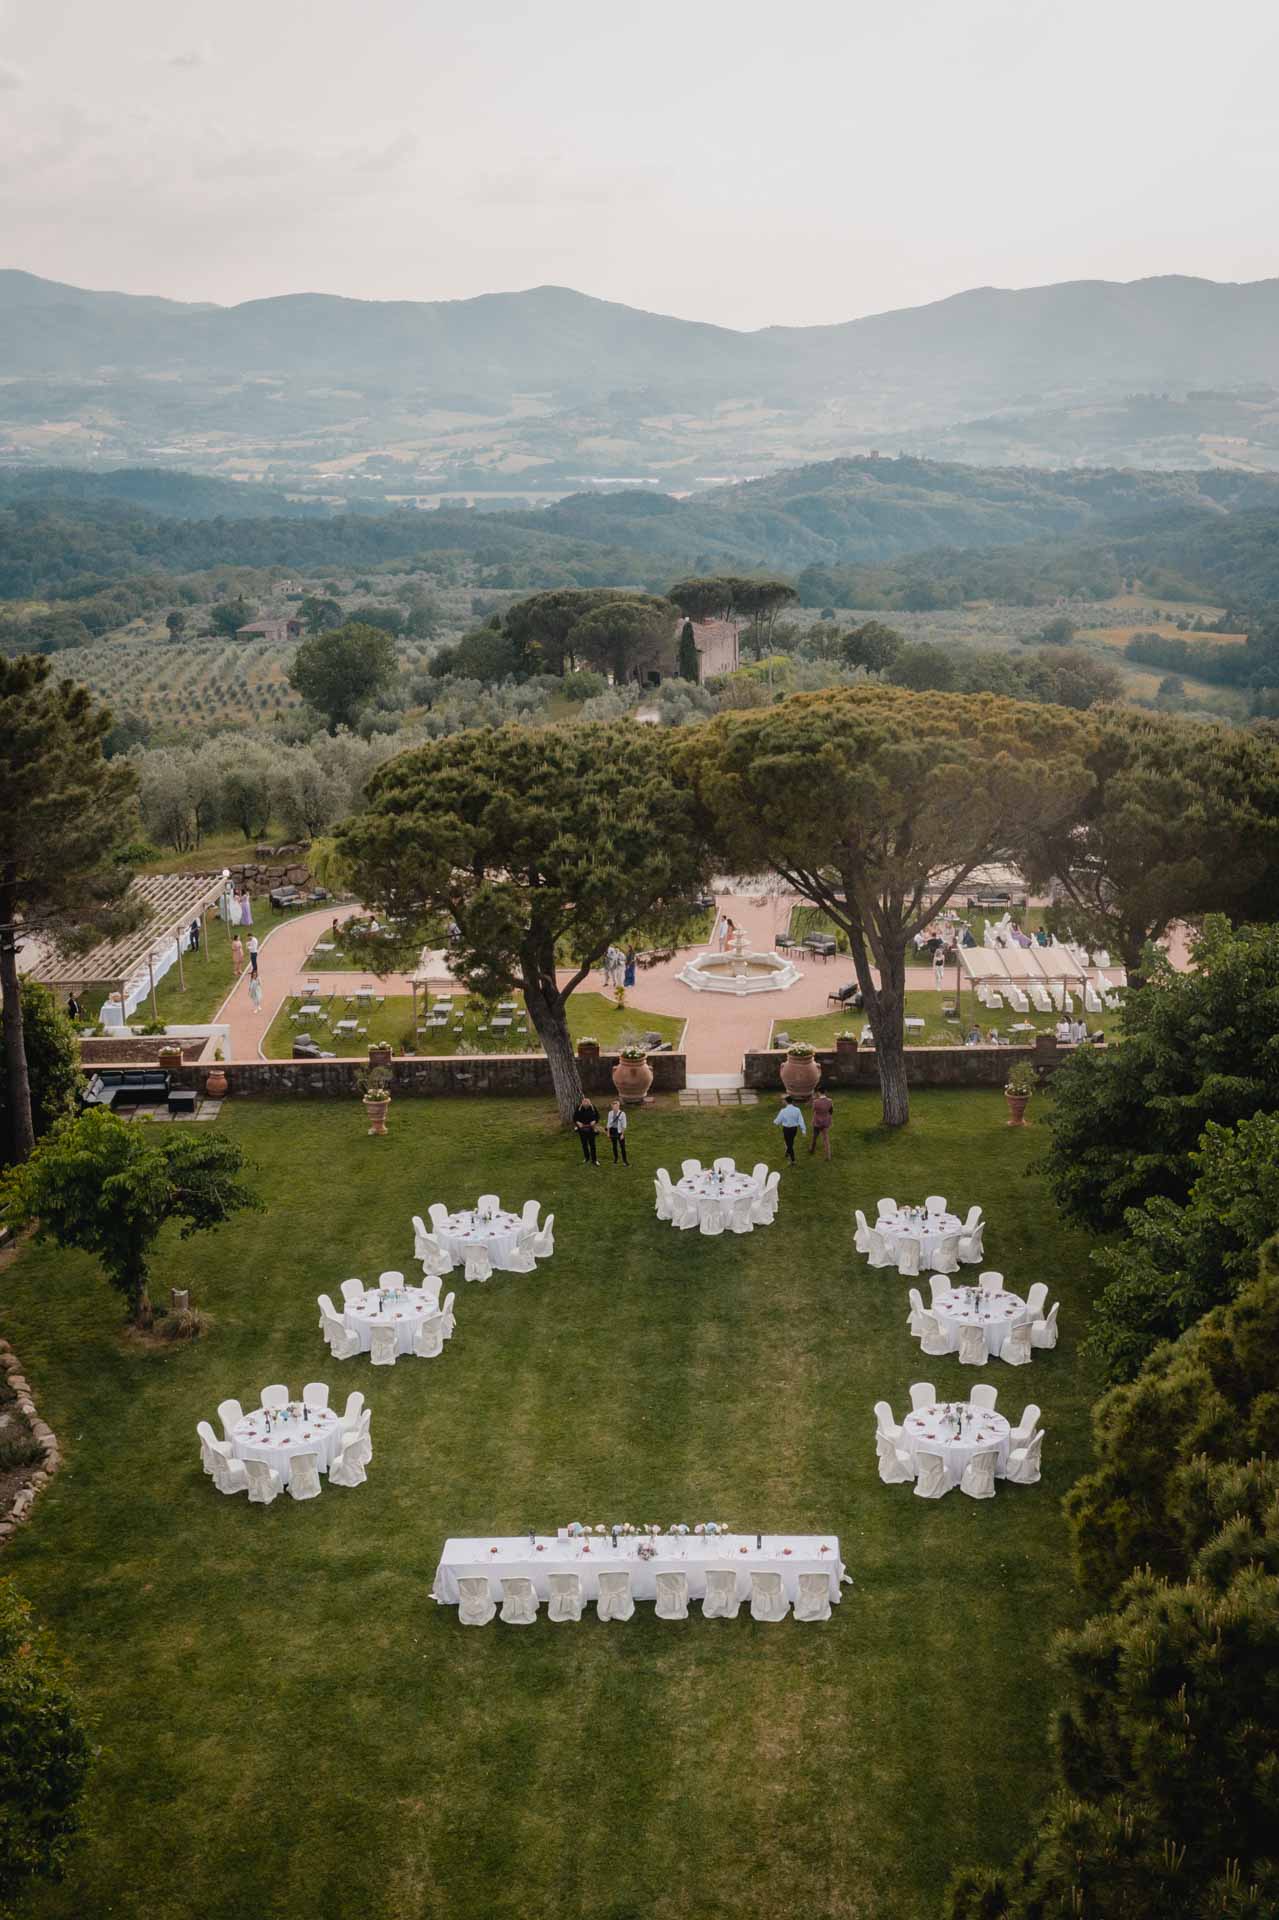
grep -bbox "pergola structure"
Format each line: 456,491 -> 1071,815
20,871 -> 230,1024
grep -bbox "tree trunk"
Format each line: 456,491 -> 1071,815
522,976 -> 583,1123
0,880 -> 34,1163
849,934 -> 910,1128
119,1252 -> 154,1328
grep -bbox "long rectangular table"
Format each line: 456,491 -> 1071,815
431,1533 -> 849,1606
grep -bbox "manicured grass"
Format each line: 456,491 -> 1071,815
263,990 -> 686,1060
778,989 -> 1070,1050
2,1091 -> 1101,1920
789,902 -> 1049,952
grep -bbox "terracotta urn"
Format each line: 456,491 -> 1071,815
780,1050 -> 821,1101
364,1095 -> 391,1137
1004,1091 -> 1031,1128
612,1055 -> 654,1105
205,1067 -> 229,1098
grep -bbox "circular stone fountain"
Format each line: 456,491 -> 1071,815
676,927 -> 801,996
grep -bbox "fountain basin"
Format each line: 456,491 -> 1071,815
676,947 -> 801,996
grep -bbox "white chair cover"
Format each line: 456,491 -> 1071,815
505,1227 -> 538,1274
854,1208 -> 871,1253
316,1294 -> 339,1330
428,1202 -> 451,1233
340,1279 -> 365,1305
729,1196 -> 755,1234
702,1567 -> 742,1619
913,1450 -> 948,1499
925,1195 -> 947,1215
352,1409 -> 373,1466
750,1162 -> 769,1191
681,1159 -> 702,1180
909,1382 -> 936,1411
339,1391 -> 365,1434
673,1190 -> 700,1230
928,1274 -> 949,1303
531,1213 -> 555,1259
457,1576 -> 496,1626
960,1447 -> 998,1500
418,1234 -> 456,1278
896,1236 -> 920,1277
440,1291 -> 456,1338
302,1382 -> 330,1412
877,1430 -> 914,1484
379,1270 -> 406,1291
751,1172 -> 781,1225
970,1384 -> 998,1412
655,1571 -> 689,1620
260,1383 -> 288,1411
477,1194 -> 500,1217
794,1571 -> 832,1622
465,1246 -> 493,1284
413,1312 -> 446,1359
907,1288 -> 927,1338
699,1200 -> 725,1237
932,1232 -> 961,1275
959,1224 -> 985,1265
1006,1429 -> 1046,1485
1002,1321 -> 1033,1366
865,1228 -> 892,1269
287,1451 -> 322,1501
499,1577 -> 538,1625
1008,1403 -> 1041,1449
713,1157 -> 735,1175
212,1451 -> 248,1496
596,1570 -> 635,1622
520,1198 -> 541,1232
876,1198 -> 897,1220
329,1434 -> 367,1487
961,1204 -> 982,1233
216,1399 -> 243,1444
874,1398 -> 902,1439
654,1172 -> 675,1221
547,1572 -> 583,1623
978,1271 -> 1004,1293
957,1323 -> 988,1366
369,1324 -> 399,1367
749,1570 -> 789,1622
1031,1303 -> 1059,1349
919,1313 -> 950,1357
196,1420 -> 221,1475
1024,1282 -> 1049,1319
325,1315 -> 360,1360
245,1458 -> 282,1505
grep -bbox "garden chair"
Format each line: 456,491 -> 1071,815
1006,1430 -> 1046,1486
794,1572 -> 832,1622
217,1398 -> 244,1443
978,1271 -> 1004,1294
1031,1303 -> 1059,1349
499,1578 -> 539,1626
970,1384 -> 998,1412
907,1288 -> 927,1339
932,1232 -> 961,1275
287,1452 -> 322,1502
909,1383 -> 936,1411
1023,1282 -> 1048,1319
749,1571 -> 789,1622
260,1384 -> 288,1412
547,1572 -> 584,1623
457,1576 -> 496,1626
369,1325 -> 398,1366
329,1432 -> 367,1487
302,1382 -> 329,1412
912,1451 -> 948,1500
957,1324 -> 987,1366
1002,1322 -> 1033,1366
325,1315 -> 360,1361
702,1568 -> 742,1619
339,1392 -> 365,1435
440,1292 -> 456,1339
919,1313 -> 950,1357
655,1571 -> 689,1621
245,1458 -> 282,1505
596,1570 -> 634,1622
340,1278 -> 365,1305
959,1448 -> 998,1500
413,1312 -> 446,1359
1008,1404 -> 1040,1449
464,1245 -> 493,1284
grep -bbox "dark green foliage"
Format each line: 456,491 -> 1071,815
676,620 -> 700,681
0,985 -> 80,1167
428,625 -> 524,684
0,1580 -> 92,1910
1088,1112 -> 1279,1381
287,621 -> 397,732
207,596 -> 253,638
839,620 -> 905,672
1043,920 -> 1279,1232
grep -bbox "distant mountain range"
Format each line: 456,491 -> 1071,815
5,269 -> 1279,482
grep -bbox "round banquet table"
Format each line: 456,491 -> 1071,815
344,1283 -> 439,1355
879,1209 -> 963,1266
901,1403 -> 1010,1489
437,1208 -> 523,1269
675,1169 -> 757,1228
231,1405 -> 342,1484
931,1286 -> 1027,1359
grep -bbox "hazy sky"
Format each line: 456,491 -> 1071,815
3,0 -> 1277,329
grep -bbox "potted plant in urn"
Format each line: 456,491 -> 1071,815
358,1065 -> 393,1137
780,1039 -> 821,1101
205,1044 -> 228,1100
613,1041 -> 653,1105
1004,1063 -> 1035,1127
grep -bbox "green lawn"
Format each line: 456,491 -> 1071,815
2,1091 -> 1101,1920
85,905 -> 293,1030
263,990 -> 686,1059
777,989 -> 1070,1050
788,902 -> 1049,953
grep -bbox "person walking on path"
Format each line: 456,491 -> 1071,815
606,1098 -> 629,1165
189,917 -> 201,954
248,934 -> 260,979
573,1096 -> 600,1165
623,948 -> 636,990
773,1097 -> 806,1164
231,934 -> 245,978
239,890 -> 253,928
809,1090 -> 834,1158
249,975 -> 263,1014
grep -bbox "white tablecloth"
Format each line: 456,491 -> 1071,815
901,1405 -> 1010,1488
231,1405 -> 342,1483
932,1288 -> 1026,1358
880,1210 -> 963,1266
437,1209 -> 523,1269
344,1284 -> 440,1355
674,1171 -> 758,1229
431,1533 -> 847,1606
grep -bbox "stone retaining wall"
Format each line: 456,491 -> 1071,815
0,1334 -> 61,1545
80,1051 -> 687,1099
744,1032 -> 1085,1091
81,1037 -> 207,1065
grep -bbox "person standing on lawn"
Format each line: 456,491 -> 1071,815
809,1090 -> 834,1158
573,1095 -> 600,1165
606,1098 -> 629,1165
773,1097 -> 806,1164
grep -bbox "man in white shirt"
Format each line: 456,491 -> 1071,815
773,1098 -> 806,1164
1055,1016 -> 1071,1042
606,1098 -> 629,1166
247,934 -> 260,979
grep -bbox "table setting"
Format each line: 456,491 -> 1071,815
231,1400 -> 342,1483
343,1280 -> 441,1355
901,1401 -> 1011,1488
931,1285 -> 1027,1359
436,1204 -> 525,1269
674,1167 -> 760,1230
879,1203 -> 963,1266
